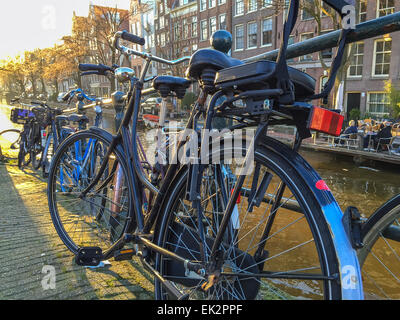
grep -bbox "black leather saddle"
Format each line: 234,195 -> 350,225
56,114 -> 89,124
153,76 -> 192,99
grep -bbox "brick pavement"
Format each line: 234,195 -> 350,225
0,163 -> 154,300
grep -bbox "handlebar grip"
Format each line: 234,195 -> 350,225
78,63 -> 113,74
81,71 -> 100,76
121,30 -> 145,46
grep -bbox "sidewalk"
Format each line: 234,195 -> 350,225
0,163 -> 154,300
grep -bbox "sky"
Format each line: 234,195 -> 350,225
0,0 -> 130,61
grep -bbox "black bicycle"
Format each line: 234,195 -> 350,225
47,0 -> 372,301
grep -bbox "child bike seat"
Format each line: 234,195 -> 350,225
215,60 -> 316,101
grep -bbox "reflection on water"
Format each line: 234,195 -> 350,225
301,150 -> 400,218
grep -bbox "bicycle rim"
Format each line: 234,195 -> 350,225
154,139 -> 342,300
47,130 -> 133,254
358,195 -> 400,299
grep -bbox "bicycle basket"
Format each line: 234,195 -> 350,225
10,108 -> 35,124
32,107 -> 49,127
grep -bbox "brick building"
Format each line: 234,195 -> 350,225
132,0 -> 399,119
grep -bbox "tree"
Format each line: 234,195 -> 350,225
384,80 -> 400,119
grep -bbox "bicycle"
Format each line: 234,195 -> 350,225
357,195 -> 400,299
47,0 -> 366,300
36,87 -> 102,178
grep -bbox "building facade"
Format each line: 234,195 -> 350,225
130,0 -> 399,119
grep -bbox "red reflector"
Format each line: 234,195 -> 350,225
308,107 -> 344,137
231,189 -> 241,204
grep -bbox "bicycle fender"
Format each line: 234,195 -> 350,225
260,137 -> 364,300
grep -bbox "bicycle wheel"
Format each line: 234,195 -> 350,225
358,194 -> 400,299
47,130 -> 133,254
18,132 -> 31,169
31,141 -> 43,170
154,136 -> 343,300
0,129 -> 20,160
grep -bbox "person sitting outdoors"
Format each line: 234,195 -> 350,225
343,120 -> 358,135
373,122 -> 393,151
335,120 -> 358,145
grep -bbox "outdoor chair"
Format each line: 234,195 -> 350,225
375,136 -> 395,154
335,133 -> 359,149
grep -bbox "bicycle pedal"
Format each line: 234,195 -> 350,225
75,247 -> 103,267
114,249 -> 135,261
201,274 -> 218,292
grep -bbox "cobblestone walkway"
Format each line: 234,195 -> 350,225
0,163 -> 154,300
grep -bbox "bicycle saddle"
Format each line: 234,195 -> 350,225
153,76 -> 192,99
215,60 -> 316,101
56,114 -> 89,124
187,49 -> 242,80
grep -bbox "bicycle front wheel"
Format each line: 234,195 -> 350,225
154,137 -> 343,300
358,194 -> 400,299
47,130 -> 133,254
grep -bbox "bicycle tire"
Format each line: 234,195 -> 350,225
0,129 -> 21,160
18,133 -> 31,169
154,136 -> 344,300
31,142 -> 43,170
47,129 -> 133,254
358,194 -> 400,299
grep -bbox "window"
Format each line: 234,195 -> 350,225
159,16 -> 165,29
301,7 -> 313,20
200,0 -> 207,11
219,14 -> 226,30
358,0 -> 367,23
261,18 -> 273,46
174,22 -> 180,40
235,25 -> 244,50
320,30 -> 333,59
248,22 -> 257,49
261,0 -> 272,8
373,39 -> 391,76
249,0 -> 257,12
348,42 -> 364,77
287,36 -> 295,62
200,20 -> 208,41
191,16 -> 198,38
183,18 -> 189,39
321,0 -> 333,17
210,17 -> 217,37
377,0 -> 395,17
160,33 -> 166,47
218,0 -> 226,4
209,0 -> 216,8
235,0 -> 244,16
300,33 -> 313,61
367,93 -> 390,116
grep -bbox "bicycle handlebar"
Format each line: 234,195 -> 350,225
113,31 -> 191,66
121,30 -> 145,46
78,63 -> 114,76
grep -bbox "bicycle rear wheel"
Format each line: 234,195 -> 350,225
358,194 -> 400,299
47,130 -> 133,254
154,137 -> 343,300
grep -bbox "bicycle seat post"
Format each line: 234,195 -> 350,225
159,98 -> 168,128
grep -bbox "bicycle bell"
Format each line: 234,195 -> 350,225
115,67 -> 135,83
